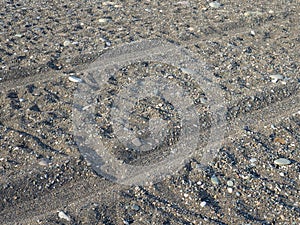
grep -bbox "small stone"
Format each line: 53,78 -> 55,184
274,137 -> 286,145
209,1 -> 221,8
123,220 -> 130,225
63,40 -> 71,47
269,74 -> 284,83
200,201 -> 207,207
68,76 -> 83,83
274,158 -> 291,166
227,187 -> 233,193
250,30 -> 256,36
227,180 -> 234,187
86,160 -> 92,166
29,104 -> 41,112
99,18 -> 111,23
15,34 -> 23,38
102,1 -> 114,6
38,158 -> 50,166
58,211 -> 71,221
249,158 -> 257,163
211,175 -> 220,185
180,67 -> 197,74
200,97 -> 208,104
132,138 -> 142,147
131,204 -> 140,211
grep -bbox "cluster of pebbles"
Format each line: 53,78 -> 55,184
0,0 -> 299,224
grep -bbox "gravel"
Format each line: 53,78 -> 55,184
0,0 -> 299,224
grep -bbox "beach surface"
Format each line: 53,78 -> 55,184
0,1 -> 299,224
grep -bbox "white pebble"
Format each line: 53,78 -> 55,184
132,138 -> 142,147
274,158 -> 291,166
180,67 -> 197,75
200,97 -> 208,104
249,158 -> 257,163
227,180 -> 234,187
58,211 -> 71,221
200,201 -> 207,207
209,1 -> 221,8
227,187 -> 233,193
63,40 -> 71,47
99,18 -> 111,23
269,74 -> 284,83
68,76 -> 83,83
38,159 -> 50,167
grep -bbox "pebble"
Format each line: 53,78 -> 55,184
180,67 -> 197,75
102,1 -> 114,6
15,34 -> 23,38
227,187 -> 233,193
274,158 -> 291,166
68,75 -> 83,83
58,211 -> 71,221
274,137 -> 286,145
123,220 -> 130,225
200,97 -> 208,104
209,1 -> 221,8
211,175 -> 220,185
249,158 -> 257,163
132,137 -> 142,147
63,40 -> 71,47
200,201 -> 207,207
38,158 -> 50,166
99,18 -> 111,23
269,74 -> 284,83
131,204 -> 140,211
227,180 -> 234,187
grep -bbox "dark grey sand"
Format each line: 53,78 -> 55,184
0,0 -> 299,224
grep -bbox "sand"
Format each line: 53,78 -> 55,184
0,0 -> 299,224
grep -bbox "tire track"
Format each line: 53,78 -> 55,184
0,2 -> 299,224
1,81 -> 299,224
0,3 -> 298,93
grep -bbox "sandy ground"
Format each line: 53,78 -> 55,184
0,0 -> 299,224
